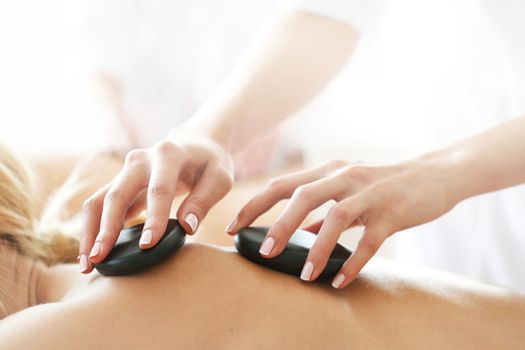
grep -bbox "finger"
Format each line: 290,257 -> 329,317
228,163 -> 336,234
301,197 -> 366,282
261,178 -> 344,258
302,219 -> 324,234
89,151 -> 149,263
331,225 -> 390,289
141,143 -> 182,248
124,189 -> 147,221
302,216 -> 363,234
177,162 -> 233,235
79,183 -> 110,273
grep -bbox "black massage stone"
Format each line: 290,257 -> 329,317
95,219 -> 185,276
234,227 -> 352,280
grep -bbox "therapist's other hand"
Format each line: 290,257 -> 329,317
79,136 -> 234,273
227,158 -> 460,288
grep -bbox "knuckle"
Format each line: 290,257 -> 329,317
371,183 -> 394,203
82,196 -> 101,212
104,188 -> 127,206
361,235 -> 382,253
154,140 -> 179,155
293,185 -> 315,201
344,165 -> 369,181
187,196 -> 207,215
266,177 -> 294,198
328,205 -> 350,222
326,159 -> 348,169
224,177 -> 234,192
148,181 -> 172,197
124,149 -> 147,165
267,177 -> 285,191
216,170 -> 234,191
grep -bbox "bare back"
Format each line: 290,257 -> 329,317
1,243 -> 524,349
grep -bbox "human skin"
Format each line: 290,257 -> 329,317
226,114 -> 525,289
1,242 -> 524,349
79,11 -> 359,272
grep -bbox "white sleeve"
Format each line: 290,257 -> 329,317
293,0 -> 389,36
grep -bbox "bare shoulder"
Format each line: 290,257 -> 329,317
0,300 -> 100,350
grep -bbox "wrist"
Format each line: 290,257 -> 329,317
413,147 -> 474,206
168,118 -> 233,153
166,121 -> 235,176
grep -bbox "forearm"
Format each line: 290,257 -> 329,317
421,115 -> 525,204
173,11 -> 358,154
96,73 -> 140,149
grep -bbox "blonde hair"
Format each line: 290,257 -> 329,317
0,143 -> 79,266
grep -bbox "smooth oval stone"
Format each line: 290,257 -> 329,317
95,219 -> 185,276
234,227 -> 352,280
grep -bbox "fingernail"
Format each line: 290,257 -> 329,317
225,218 -> 238,234
332,273 -> 346,289
89,241 -> 101,258
300,261 -> 314,281
259,237 -> 275,256
140,230 -> 152,245
80,254 -> 88,273
185,213 -> 199,233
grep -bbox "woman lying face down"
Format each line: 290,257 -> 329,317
0,145 -> 524,349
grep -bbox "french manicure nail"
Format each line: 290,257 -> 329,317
140,230 -> 152,245
259,237 -> 275,256
185,213 -> 199,233
332,273 -> 346,289
89,241 -> 101,258
300,261 -> 314,281
225,218 -> 238,234
80,254 -> 88,273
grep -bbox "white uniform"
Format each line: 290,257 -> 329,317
293,0 -> 525,292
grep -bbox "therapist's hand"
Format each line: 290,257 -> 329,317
226,158 -> 461,289
79,134 -> 234,273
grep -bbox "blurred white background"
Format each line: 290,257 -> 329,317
0,1 -> 451,155
0,0 -> 520,161
0,0 -> 285,154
